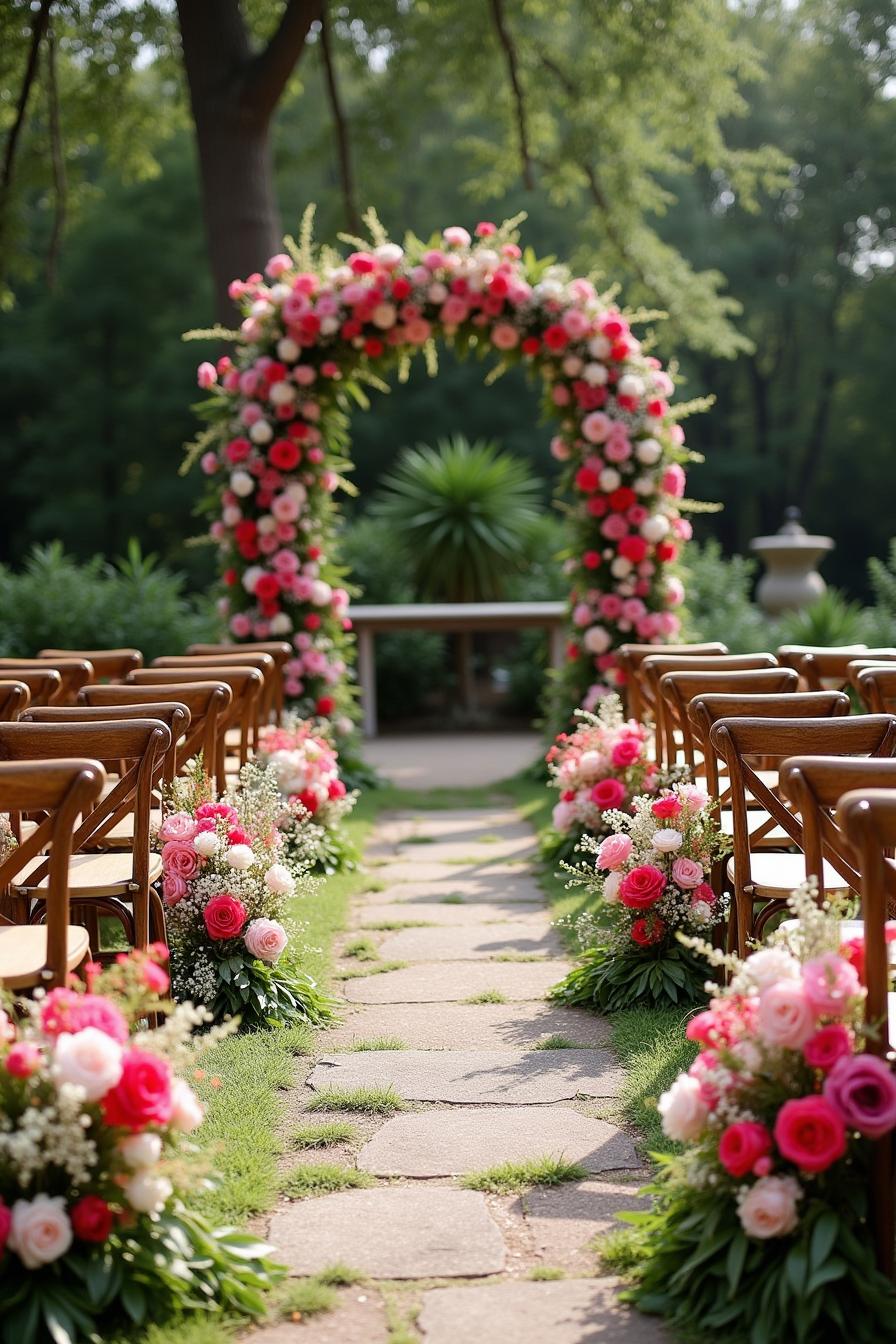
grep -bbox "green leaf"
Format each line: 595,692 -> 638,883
725,1232 -> 748,1295
809,1209 -> 839,1271
120,1280 -> 147,1324
785,1244 -> 808,1296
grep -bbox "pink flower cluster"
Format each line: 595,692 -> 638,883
658,905 -> 896,1241
546,698 -> 652,835
191,221 -> 689,720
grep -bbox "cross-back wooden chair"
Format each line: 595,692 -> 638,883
0,658 -> 94,705
615,641 -> 728,723
658,667 -> 799,775
3,667 -> 63,707
851,663 -> 896,713
151,652 -> 275,744
0,680 -> 30,722
80,681 -> 230,791
187,641 -> 292,724
643,653 -> 779,765
0,719 -> 171,955
0,758 -> 105,990
127,666 -> 262,781
709,713 -> 896,953
835,786 -> 896,1279
38,648 -> 143,682
799,648 -> 896,693
777,644 -> 869,677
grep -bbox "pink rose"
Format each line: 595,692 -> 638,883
824,1053 -> 896,1138
651,795 -> 682,820
196,361 -> 217,389
0,1199 -> 10,1257
581,411 -> 612,444
802,953 -> 861,1018
803,1024 -> 854,1072
244,918 -> 288,964
679,784 -> 709,811
757,981 -> 815,1049
591,777 -> 627,811
619,864 -> 666,910
596,833 -> 633,871
161,840 -> 199,883
718,1121 -> 773,1178
103,1047 -> 173,1131
158,811 -> 198,844
611,737 -> 642,768
774,1096 -> 846,1172
203,893 -> 247,941
162,874 -> 187,906
5,1042 -> 41,1078
691,881 -> 716,906
738,1176 -> 800,1240
671,857 -> 704,889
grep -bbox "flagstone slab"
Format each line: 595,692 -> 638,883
371,860 -> 532,885
358,1106 -> 638,1176
362,875 -> 546,905
387,836 -> 539,864
322,1002 -> 612,1050
342,961 -> 571,1004
377,922 -> 564,961
418,1278 -> 669,1343
269,1187 -> 506,1279
522,1179 -> 652,1264
307,1049 -> 624,1104
356,902 -> 554,929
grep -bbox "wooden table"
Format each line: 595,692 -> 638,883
348,602 -> 567,736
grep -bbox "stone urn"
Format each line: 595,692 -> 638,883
750,508 -> 834,615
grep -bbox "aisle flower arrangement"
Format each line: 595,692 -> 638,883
159,762 -> 331,1028
542,695 -> 681,863
551,783 -> 729,1009
0,952 -> 281,1343
256,717 -> 357,873
625,884 -> 896,1343
185,210 -> 696,720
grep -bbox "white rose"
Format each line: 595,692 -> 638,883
52,1028 -> 123,1102
269,613 -> 293,634
225,844 -> 255,871
617,373 -> 645,399
268,283 -> 290,303
634,437 -> 662,465
738,1176 -> 801,1239
427,282 -> 448,304
578,750 -> 602,775
264,863 -> 295,895
640,514 -> 671,544
598,467 -> 621,492
124,1172 -> 173,1214
562,355 -> 584,378
611,557 -> 633,578
583,361 -> 608,386
193,831 -> 218,858
248,419 -> 273,445
736,946 -> 801,994
268,380 -> 295,406
588,334 -> 611,359
286,482 -> 308,505
310,580 -> 333,606
375,243 -> 404,268
583,625 -> 611,655
277,336 -> 300,363
319,316 -> 340,336
222,505 -> 242,527
603,871 -> 622,903
633,475 -> 656,496
230,469 -> 255,497
170,1079 -> 204,1133
250,298 -> 273,318
652,829 -> 683,853
9,1196 -> 72,1268
658,1073 -> 709,1142
120,1132 -> 163,1169
242,565 -> 263,594
256,513 -> 277,535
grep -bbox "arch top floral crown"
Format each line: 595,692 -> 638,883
185,209 -> 701,726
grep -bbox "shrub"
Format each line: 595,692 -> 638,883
680,540 -> 774,652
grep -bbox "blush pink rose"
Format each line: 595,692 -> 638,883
244,918 -> 288,963
163,874 -> 187,905
671,857 -> 704,889
619,864 -> 666,909
596,833 -> 633,871
773,1096 -> 846,1173
757,981 -> 815,1049
824,1053 -> 896,1138
802,953 -> 861,1018
158,811 -> 198,844
591,777 -> 627,811
161,840 -> 199,882
738,1176 -> 800,1240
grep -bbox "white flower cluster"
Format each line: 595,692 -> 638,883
0,1083 -> 97,1187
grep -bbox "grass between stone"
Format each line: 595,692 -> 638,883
362,918 -> 434,930
533,1034 -> 582,1049
307,1084 -> 407,1114
292,1119 -> 358,1149
461,1155 -> 588,1194
463,989 -> 507,1004
335,959 -> 408,979
350,1035 -> 408,1050
530,1266 -> 566,1280
281,1163 -> 374,1198
343,935 -> 380,960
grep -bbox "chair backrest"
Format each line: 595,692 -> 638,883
0,758 -> 105,986
1,667 -> 63,707
0,680 -> 30,722
187,640 -> 292,722
642,653 -> 778,763
615,641 -> 729,722
21,702 -> 189,789
800,648 -> 896,692
852,664 -> 896,713
151,652 -> 275,733
0,658 -> 94,705
39,648 -> 143,682
777,644 -> 868,674
780,756 -> 896,903
127,667 -> 261,778
0,719 -> 171,893
658,667 -> 799,772
80,681 -> 231,790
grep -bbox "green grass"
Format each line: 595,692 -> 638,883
362,878 -> 386,893
533,1034 -> 583,1050
281,1162 -> 373,1198
315,1263 -> 367,1286
610,1006 -> 697,1154
440,893 -> 465,904
463,988 -> 507,1004
492,952 -> 544,962
292,1120 -> 357,1149
362,918 -> 433,930
335,959 -> 408,980
279,1278 -> 338,1318
530,1266 -> 566,1280
350,1035 -> 407,1051
461,1155 -> 587,1194
343,935 -> 380,960
401,834 -> 435,844
307,1085 -> 407,1115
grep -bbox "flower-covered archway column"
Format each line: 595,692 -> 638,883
186,212 -> 695,729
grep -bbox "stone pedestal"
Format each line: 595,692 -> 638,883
750,509 -> 833,615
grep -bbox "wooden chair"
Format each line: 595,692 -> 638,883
0,680 -> 30,722
615,641 -> 728,723
0,658 -> 94,705
127,667 -> 262,782
187,640 -> 292,723
658,667 -> 799,776
710,713 -> 896,953
151,652 -> 275,745
642,653 -> 779,765
835,786 -> 896,1279
777,644 -> 869,677
80,681 -> 230,791
800,649 -> 896,693
39,648 -> 143,682
0,758 -> 105,989
2,667 -> 62,707
852,665 -> 896,714
0,719 -> 171,954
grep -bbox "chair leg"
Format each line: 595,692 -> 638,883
149,888 -> 168,948
872,1134 -> 895,1279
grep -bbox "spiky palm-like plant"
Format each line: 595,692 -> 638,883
371,435 -> 543,602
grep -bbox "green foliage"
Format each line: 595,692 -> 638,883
533,1034 -> 582,1050
370,435 -> 543,602
0,541 -> 217,661
349,1036 -> 407,1051
461,1155 -> 587,1195
680,539 -> 774,652
292,1120 -> 357,1149
305,1086 -> 406,1115
775,588 -> 878,647
280,1164 -> 373,1199
610,1008 -> 699,1155
550,943 -> 711,1013
278,1277 -> 338,1317
463,989 -> 507,1004
205,952 -> 334,1031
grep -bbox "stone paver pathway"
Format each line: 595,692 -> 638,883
243,801 -> 663,1342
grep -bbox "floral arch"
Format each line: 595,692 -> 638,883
186,211 -> 694,728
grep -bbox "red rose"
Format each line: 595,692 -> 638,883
582,550 -> 601,570
296,789 -> 320,815
102,1048 -> 173,1130
631,915 -> 665,946
609,487 -> 637,513
542,323 -> 568,351
269,439 -> 301,471
773,1096 -> 846,1173
328,778 -> 347,800
651,795 -> 682,820
254,574 -> 280,601
203,893 -> 247,941
575,466 -> 600,494
718,1122 -> 772,1178
316,695 -> 335,716
618,535 -> 648,564
391,277 -> 412,300
591,778 -> 627,810
234,519 -> 257,545
611,737 -> 642,768
304,613 -> 321,631
521,336 -> 541,356
619,864 -> 666,909
71,1195 -> 114,1244
656,540 -> 678,563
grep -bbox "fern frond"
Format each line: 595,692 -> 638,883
182,326 -> 240,342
